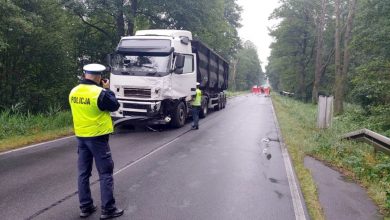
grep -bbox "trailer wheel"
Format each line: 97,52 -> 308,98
199,98 -> 208,118
171,102 -> 186,128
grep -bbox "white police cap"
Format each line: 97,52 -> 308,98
83,63 -> 106,74
196,82 -> 200,86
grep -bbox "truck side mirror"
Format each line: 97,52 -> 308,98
175,54 -> 185,69
106,53 -> 112,67
174,68 -> 183,74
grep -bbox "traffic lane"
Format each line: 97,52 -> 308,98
27,96 -> 250,220
0,116 -> 198,219
37,95 -> 295,220
0,137 -> 79,219
0,96 -> 248,219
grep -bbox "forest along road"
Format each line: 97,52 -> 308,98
0,95 -> 307,220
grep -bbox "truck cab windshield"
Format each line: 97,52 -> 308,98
111,54 -> 171,77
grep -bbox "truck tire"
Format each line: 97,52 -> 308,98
199,98 -> 208,118
171,102 -> 186,128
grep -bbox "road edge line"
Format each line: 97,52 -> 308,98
270,98 -> 307,220
0,136 -> 75,156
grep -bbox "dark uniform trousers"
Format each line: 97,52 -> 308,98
192,106 -> 200,127
77,135 -> 116,211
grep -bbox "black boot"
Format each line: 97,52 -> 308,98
80,205 -> 97,218
100,208 -> 124,219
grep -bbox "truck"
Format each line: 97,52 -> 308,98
107,29 -> 229,128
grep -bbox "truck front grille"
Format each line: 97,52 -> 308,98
123,88 -> 151,98
123,103 -> 151,110
123,111 -> 147,117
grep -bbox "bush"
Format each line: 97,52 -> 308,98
0,110 -> 72,140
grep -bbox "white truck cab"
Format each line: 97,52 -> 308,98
108,29 -> 228,128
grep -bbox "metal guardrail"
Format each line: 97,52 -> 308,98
279,91 -> 295,97
342,129 -> 390,156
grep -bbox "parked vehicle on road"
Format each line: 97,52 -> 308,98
107,29 -> 229,128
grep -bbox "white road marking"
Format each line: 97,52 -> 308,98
113,132 -> 185,176
270,99 -> 307,220
0,136 -> 75,156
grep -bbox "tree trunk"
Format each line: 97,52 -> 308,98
231,58 -> 239,91
312,0 -> 327,104
334,0 -> 343,115
334,0 -> 357,115
115,0 -> 125,39
127,0 -> 138,36
297,15 -> 309,101
340,0 -> 357,110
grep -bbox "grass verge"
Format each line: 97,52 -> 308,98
0,110 -> 74,153
272,94 -> 390,219
272,95 -> 325,220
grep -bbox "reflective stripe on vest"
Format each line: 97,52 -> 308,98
69,84 -> 113,137
192,89 -> 202,106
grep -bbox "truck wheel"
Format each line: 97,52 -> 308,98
199,98 -> 208,118
171,102 -> 186,128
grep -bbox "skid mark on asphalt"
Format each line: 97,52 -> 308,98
274,190 -> 285,199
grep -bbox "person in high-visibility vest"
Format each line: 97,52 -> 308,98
69,63 -> 124,219
191,82 -> 202,130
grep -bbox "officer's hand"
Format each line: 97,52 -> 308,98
101,79 -> 110,89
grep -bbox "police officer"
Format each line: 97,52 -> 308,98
191,82 -> 202,130
69,63 -> 124,219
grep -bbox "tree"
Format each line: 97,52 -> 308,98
0,0 -> 243,112
268,0 -> 317,101
349,0 -> 390,132
312,0 -> 327,103
233,41 -> 263,91
334,0 -> 357,115
0,0 -> 80,111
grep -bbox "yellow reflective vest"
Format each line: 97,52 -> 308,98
69,84 -> 113,137
192,89 -> 202,106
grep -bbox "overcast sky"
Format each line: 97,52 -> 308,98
237,0 -> 281,70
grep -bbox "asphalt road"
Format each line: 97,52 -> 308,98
0,95 -> 305,220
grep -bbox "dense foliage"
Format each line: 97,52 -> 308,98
0,0 -> 260,113
267,0 -> 389,133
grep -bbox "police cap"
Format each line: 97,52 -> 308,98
83,63 -> 106,75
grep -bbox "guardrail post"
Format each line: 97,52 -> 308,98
317,95 -> 333,129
